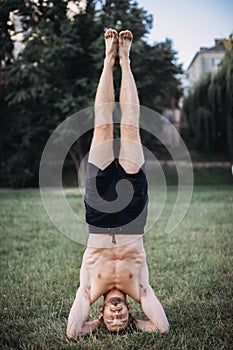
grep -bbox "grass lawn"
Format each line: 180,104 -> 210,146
0,186 -> 232,350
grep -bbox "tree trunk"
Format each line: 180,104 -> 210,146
68,146 -> 86,189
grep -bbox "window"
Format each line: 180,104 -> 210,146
212,57 -> 221,67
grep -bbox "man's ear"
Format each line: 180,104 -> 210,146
126,301 -> 130,311
98,306 -> 104,320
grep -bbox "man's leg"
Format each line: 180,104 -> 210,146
118,30 -> 144,174
88,28 -> 117,170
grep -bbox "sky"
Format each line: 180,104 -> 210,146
138,0 -> 233,69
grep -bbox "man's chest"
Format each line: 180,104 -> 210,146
87,259 -> 142,302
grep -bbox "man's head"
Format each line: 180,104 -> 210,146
99,289 -> 132,333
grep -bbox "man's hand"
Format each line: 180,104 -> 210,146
77,319 -> 101,336
67,318 -> 101,339
135,318 -> 169,333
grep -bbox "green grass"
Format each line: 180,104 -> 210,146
163,167 -> 233,186
0,186 -> 232,350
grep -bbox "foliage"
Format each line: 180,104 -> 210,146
0,0 -> 182,188
183,35 -> 233,161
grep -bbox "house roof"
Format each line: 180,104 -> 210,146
187,39 -> 225,71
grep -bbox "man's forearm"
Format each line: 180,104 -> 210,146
136,319 -> 159,332
67,318 -> 101,338
80,319 -> 101,335
67,287 -> 92,339
139,285 -> 170,334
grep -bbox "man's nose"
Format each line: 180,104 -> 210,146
112,310 -> 121,317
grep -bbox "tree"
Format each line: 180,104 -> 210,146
183,35 -> 233,161
1,0 -> 97,187
131,38 -> 182,109
0,0 -> 183,187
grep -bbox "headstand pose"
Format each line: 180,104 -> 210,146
66,29 -> 169,337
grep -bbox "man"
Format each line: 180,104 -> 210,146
66,28 -> 169,337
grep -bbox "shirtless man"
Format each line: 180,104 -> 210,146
66,28 -> 169,338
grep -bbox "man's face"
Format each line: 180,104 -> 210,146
103,297 -> 129,332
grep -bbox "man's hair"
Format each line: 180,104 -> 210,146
98,298 -> 138,333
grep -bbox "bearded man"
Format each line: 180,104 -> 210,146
66,28 -> 169,337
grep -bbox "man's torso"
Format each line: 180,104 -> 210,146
81,235 -> 147,303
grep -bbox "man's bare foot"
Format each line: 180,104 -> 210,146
105,28 -> 118,68
118,30 -> 133,65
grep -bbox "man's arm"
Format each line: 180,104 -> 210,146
136,263 -> 170,334
66,287 -> 101,338
66,262 -> 101,338
136,285 -> 170,333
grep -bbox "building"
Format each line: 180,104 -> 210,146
183,39 -> 226,95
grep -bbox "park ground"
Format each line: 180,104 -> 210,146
0,180 -> 232,349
